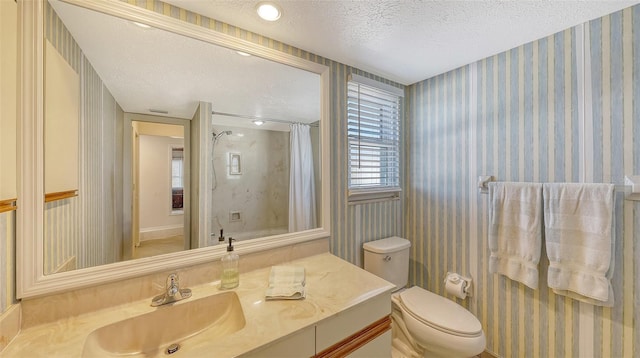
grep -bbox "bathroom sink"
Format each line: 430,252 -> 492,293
82,292 -> 246,357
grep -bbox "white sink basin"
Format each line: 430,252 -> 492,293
82,292 -> 246,357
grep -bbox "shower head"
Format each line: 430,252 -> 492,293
213,130 -> 232,140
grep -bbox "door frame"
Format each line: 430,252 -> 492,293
123,113 -> 191,260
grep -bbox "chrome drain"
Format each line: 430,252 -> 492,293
166,343 -> 180,355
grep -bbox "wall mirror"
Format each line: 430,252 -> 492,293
18,0 -> 330,298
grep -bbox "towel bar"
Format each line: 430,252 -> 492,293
476,175 -> 639,201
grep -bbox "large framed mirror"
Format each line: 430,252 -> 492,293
18,0 -> 330,298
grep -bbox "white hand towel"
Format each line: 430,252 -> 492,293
543,183 -> 615,307
265,266 -> 306,300
488,182 -> 543,289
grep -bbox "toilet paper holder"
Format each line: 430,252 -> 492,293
444,272 -> 472,298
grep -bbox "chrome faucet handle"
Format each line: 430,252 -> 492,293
166,273 -> 180,297
151,273 -> 192,307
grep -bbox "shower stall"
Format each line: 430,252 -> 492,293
209,123 -> 290,244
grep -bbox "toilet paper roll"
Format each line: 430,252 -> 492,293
445,276 -> 467,299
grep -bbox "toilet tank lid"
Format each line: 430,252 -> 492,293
363,236 -> 411,254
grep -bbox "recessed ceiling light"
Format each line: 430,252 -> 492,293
252,120 -> 265,126
256,2 -> 282,21
236,51 -> 252,57
133,21 -> 152,29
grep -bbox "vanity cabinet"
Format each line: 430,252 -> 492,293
315,291 -> 391,357
3,253 -> 395,358
242,290 -> 392,358
241,325 -> 316,357
344,330 -> 392,358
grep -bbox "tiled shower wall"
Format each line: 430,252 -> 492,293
210,127 -> 289,239
406,6 -> 639,357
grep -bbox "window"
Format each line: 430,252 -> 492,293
347,74 -> 402,198
171,147 -> 184,211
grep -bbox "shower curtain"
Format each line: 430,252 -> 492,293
289,123 -> 317,232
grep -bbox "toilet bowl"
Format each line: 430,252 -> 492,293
363,237 -> 485,358
392,286 -> 485,357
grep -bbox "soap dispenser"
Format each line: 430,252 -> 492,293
220,237 -> 239,289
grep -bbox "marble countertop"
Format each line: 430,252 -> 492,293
3,253 -> 394,357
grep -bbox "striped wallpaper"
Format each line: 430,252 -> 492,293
405,65 -> 471,306
43,199 -> 78,275
79,50 -> 122,269
406,5 -> 639,358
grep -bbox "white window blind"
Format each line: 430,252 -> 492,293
171,148 -> 184,188
347,75 -> 402,194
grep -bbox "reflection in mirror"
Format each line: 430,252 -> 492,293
209,122 -> 320,244
170,147 -> 185,214
42,0 -> 321,275
131,121 -> 187,260
43,16 -> 124,274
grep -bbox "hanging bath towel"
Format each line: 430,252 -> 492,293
543,183 -> 615,307
488,182 -> 543,289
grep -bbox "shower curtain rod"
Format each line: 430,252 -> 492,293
211,110 -> 319,127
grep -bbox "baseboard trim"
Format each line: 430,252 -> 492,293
139,225 -> 183,242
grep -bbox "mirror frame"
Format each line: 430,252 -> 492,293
17,0 -> 331,298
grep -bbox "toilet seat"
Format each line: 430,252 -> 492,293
398,286 -> 482,338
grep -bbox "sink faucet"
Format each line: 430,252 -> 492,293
151,273 -> 192,307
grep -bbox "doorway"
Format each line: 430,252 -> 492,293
123,115 -> 191,260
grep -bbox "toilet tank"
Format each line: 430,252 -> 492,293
363,237 -> 411,290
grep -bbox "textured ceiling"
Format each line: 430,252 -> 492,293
165,0 -> 640,85
51,0 -> 640,125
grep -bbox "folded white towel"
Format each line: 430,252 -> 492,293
265,266 -> 306,300
488,182 -> 543,289
543,183 -> 615,307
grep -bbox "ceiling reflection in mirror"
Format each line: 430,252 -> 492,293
43,0 -> 321,275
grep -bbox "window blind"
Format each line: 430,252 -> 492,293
171,148 -> 184,188
347,78 -> 401,192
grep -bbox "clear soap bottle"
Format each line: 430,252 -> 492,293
220,237 -> 239,289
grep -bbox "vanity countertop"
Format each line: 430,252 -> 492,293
3,253 -> 394,357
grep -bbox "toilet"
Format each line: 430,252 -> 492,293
363,236 -> 486,358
